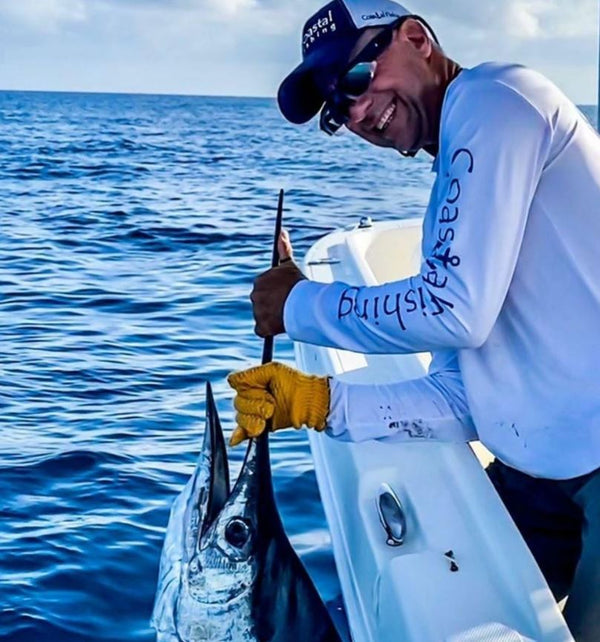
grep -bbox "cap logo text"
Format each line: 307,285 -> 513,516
361,10 -> 400,21
303,9 -> 337,50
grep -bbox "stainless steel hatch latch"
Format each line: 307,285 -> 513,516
376,483 -> 407,547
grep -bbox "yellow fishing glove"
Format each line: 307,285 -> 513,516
227,362 -> 330,446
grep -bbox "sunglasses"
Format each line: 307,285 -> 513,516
319,61 -> 378,135
319,16 -> 439,136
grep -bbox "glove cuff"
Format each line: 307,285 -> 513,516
297,375 -> 330,431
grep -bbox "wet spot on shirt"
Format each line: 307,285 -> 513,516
388,419 -> 433,439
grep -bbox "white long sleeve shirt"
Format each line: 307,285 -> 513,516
284,63 -> 600,480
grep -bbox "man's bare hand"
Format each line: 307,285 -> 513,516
250,260 -> 306,337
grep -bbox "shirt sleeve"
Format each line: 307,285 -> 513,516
284,78 -> 552,354
326,351 -> 477,443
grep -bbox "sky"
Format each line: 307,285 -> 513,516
0,0 -> 598,104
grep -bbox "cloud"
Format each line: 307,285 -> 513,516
0,0 -> 86,32
411,0 -> 597,39
0,0 -> 595,40
505,2 -> 542,38
0,0 -> 596,102
206,0 -> 258,16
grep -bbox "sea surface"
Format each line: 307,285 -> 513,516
0,91 -> 596,642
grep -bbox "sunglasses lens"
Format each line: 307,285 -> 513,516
339,62 -> 375,99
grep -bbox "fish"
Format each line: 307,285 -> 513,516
151,381 -> 342,642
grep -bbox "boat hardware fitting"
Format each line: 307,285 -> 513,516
376,483 -> 407,547
444,549 -> 459,572
307,257 -> 341,265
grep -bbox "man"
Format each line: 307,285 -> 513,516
228,0 -> 600,638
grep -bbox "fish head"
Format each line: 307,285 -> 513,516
153,383 -> 342,642
187,438 -> 262,605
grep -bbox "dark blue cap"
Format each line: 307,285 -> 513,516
277,0 -> 411,124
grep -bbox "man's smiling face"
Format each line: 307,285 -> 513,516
345,19 -> 438,154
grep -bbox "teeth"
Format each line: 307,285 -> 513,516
376,104 -> 395,132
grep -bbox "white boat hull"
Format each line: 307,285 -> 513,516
295,218 -> 573,642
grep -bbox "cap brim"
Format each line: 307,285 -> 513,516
278,64 -> 324,125
277,34 -> 359,125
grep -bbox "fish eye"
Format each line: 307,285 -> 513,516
224,518 -> 251,549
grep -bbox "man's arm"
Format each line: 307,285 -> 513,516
327,350 -> 476,442
227,353 -> 475,446
282,79 -> 551,354
327,368 -> 476,443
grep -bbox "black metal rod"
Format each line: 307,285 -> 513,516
261,188 -> 284,366
252,189 -> 284,472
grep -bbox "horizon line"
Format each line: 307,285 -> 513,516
0,88 -> 596,109
0,87 -> 276,101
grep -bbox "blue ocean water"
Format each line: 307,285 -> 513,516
0,91 -> 596,641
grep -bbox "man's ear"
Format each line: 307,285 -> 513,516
395,18 -> 432,57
